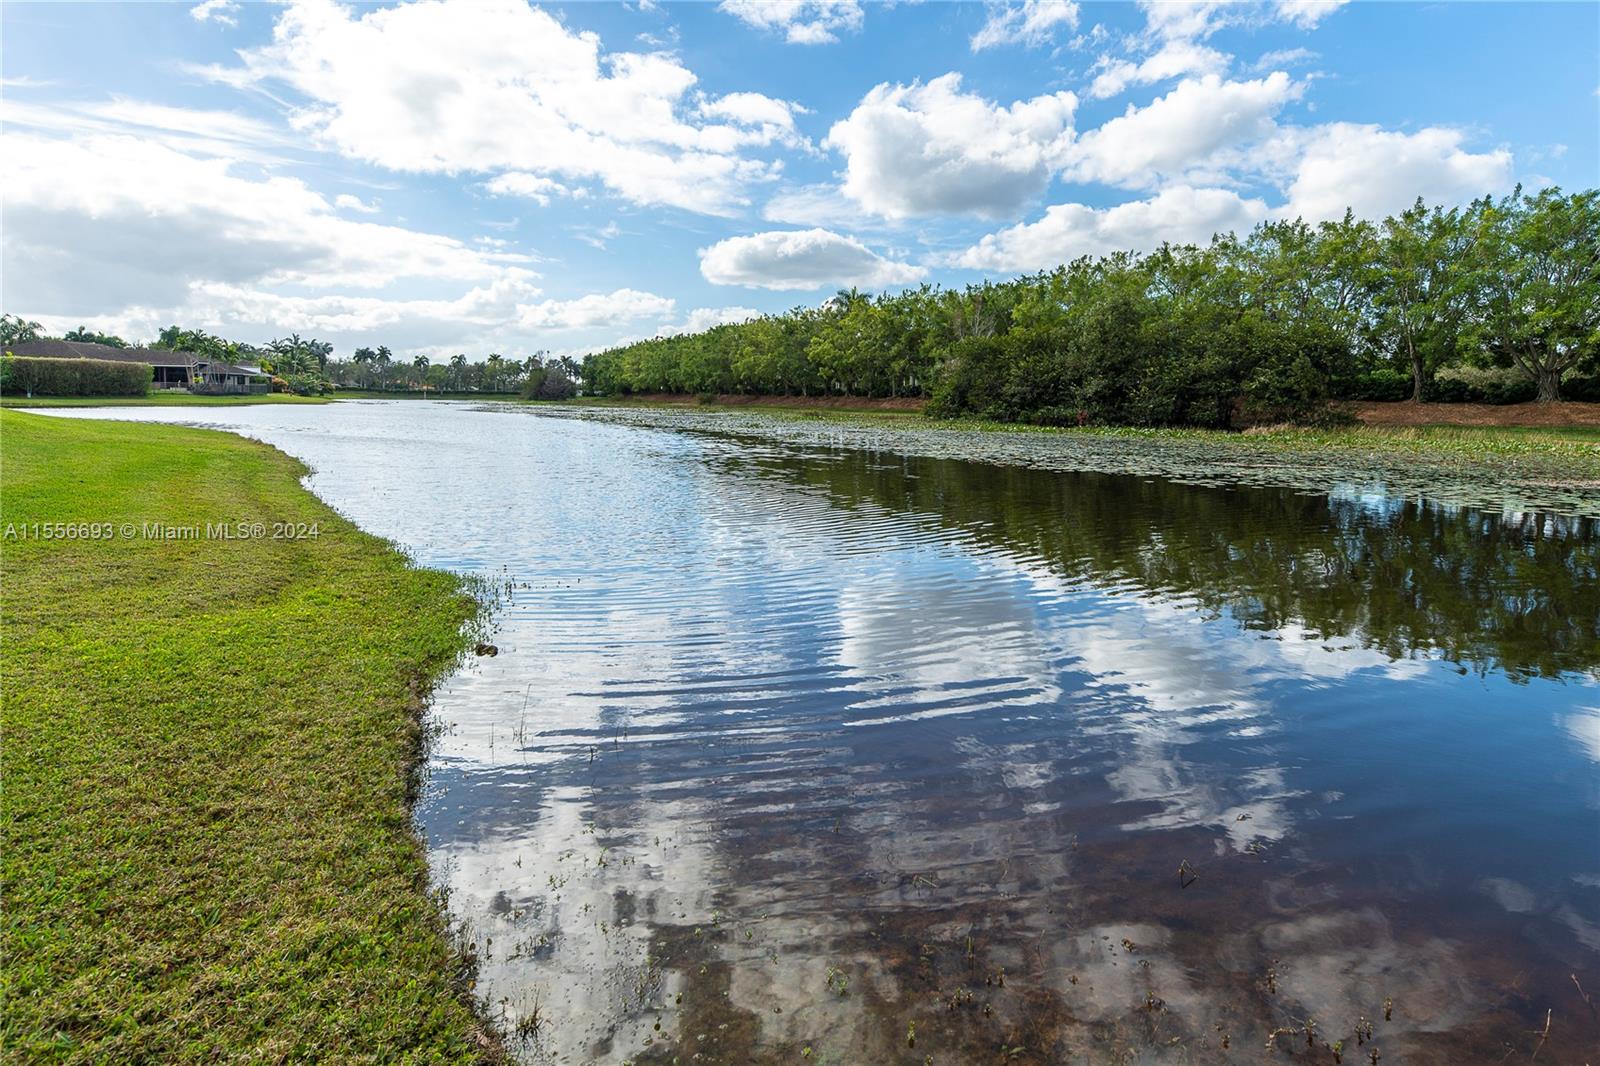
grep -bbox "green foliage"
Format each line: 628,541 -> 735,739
61,326 -> 129,347
0,313 -> 43,347
518,359 -> 578,400
154,324 -> 253,363
0,412 -> 493,1062
1427,365 -> 1538,405
582,188 -> 1597,423
0,356 -> 151,397
1456,186 -> 1600,402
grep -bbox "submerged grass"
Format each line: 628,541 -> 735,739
570,396 -> 1600,455
0,392 -> 328,408
543,400 -> 1600,517
0,411 -> 496,1062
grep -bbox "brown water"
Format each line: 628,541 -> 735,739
40,402 -> 1600,1063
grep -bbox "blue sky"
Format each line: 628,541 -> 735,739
2,0 -> 1595,359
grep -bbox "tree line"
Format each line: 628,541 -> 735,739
582,187 -> 1597,425
0,318 -> 578,399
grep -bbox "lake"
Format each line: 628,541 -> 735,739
36,401 -> 1600,1063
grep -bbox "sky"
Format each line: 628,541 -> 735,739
1,0 -> 1596,360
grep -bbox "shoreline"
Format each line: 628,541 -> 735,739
548,401 -> 1600,518
0,411 -> 502,1062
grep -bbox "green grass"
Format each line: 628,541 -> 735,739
1,392 -> 328,408
0,411 -> 496,1063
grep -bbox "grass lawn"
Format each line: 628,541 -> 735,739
0,392 -> 328,408
0,411 -> 496,1062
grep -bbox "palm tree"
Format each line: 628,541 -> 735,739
412,355 -> 429,389
450,353 -> 468,390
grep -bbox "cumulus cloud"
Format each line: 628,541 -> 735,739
1065,73 -> 1301,188
58,278 -> 676,358
718,0 -> 864,44
0,129 -> 533,317
955,185 -> 1268,271
955,119 -> 1513,273
1277,123 -> 1513,222
517,288 -> 676,330
699,229 -> 925,289
201,0 -> 797,215
970,1 -> 1080,51
826,74 -> 1077,218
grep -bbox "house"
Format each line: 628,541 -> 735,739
6,340 -> 265,393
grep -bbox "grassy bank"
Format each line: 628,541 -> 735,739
0,412 -> 495,1062
0,392 -> 328,408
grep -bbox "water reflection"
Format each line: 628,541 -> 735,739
32,402 -> 1600,1063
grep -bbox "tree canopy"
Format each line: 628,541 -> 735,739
582,187 -> 1598,424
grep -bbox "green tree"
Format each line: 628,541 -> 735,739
0,314 -> 42,347
1372,200 -> 1462,402
1458,187 -> 1599,402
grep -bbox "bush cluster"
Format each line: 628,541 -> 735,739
0,356 -> 151,397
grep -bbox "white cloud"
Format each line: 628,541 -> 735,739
53,277 -> 675,357
699,229 -> 925,289
1140,0 -> 1235,42
761,183 -> 879,228
956,185 -> 1268,271
517,288 -> 675,330
970,1 -> 1080,51
665,306 -> 763,334
2,96 -> 294,162
334,193 -> 380,214
1086,38 -> 1229,98
1065,73 -> 1301,188
1080,0 -> 1343,99
1277,122 -> 1513,222
484,172 -> 581,206
826,73 -> 1077,219
1274,0 -> 1350,29
574,221 -> 623,250
190,0 -> 239,27
1252,46 -> 1317,71
0,129 -> 533,317
718,0 -> 864,44
203,0 -> 794,216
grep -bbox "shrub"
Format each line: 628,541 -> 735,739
1240,352 -> 1331,425
519,365 -> 578,401
0,356 -> 150,397
1427,365 -> 1537,405
279,372 -> 328,396
1559,372 -> 1600,402
1346,367 -> 1412,402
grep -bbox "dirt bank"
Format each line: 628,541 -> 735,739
1343,400 -> 1600,428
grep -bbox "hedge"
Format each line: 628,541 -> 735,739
0,356 -> 152,397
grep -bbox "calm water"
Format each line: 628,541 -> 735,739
37,402 -> 1600,1063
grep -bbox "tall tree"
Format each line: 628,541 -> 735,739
1373,200 -> 1462,402
1459,187 -> 1599,402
